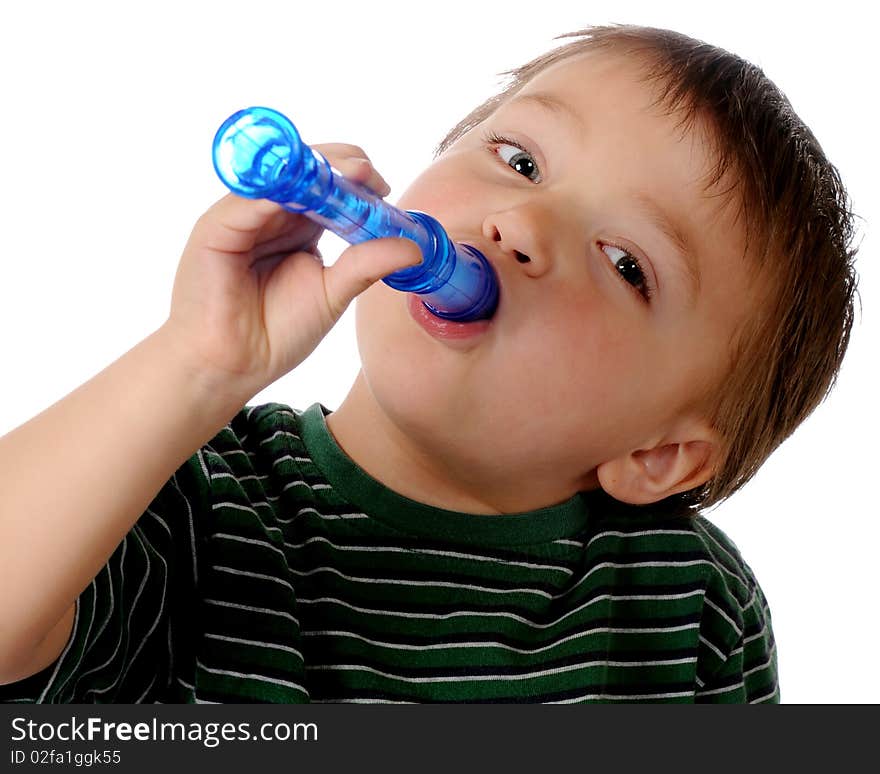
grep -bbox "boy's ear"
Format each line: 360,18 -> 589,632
595,424 -> 720,506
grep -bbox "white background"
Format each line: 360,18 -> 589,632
0,0 -> 876,703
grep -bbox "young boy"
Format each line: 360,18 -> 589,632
0,25 -> 857,703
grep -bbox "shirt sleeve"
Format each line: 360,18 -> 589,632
695,575 -> 780,704
0,451 -> 210,704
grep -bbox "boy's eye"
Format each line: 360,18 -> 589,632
481,133 -> 652,302
602,244 -> 654,301
483,132 -> 542,183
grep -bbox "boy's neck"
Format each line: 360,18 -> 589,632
325,372 -> 597,515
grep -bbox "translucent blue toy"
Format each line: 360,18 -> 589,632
212,107 -> 499,321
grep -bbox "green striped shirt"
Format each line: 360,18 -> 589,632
1,403 -> 778,704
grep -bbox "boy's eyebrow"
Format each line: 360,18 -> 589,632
509,92 -> 587,134
632,191 -> 702,302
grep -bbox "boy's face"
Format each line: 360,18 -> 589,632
349,51 -> 754,511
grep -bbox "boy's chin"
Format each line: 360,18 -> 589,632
366,366 -> 490,444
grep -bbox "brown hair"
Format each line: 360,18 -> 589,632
434,25 -> 860,516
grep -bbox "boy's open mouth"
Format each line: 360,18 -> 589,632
406,294 -> 491,345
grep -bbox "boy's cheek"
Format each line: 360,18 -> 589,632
355,282 -> 424,370
356,283 -> 399,341
395,168 -> 479,229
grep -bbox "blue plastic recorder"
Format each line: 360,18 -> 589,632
212,107 -> 499,321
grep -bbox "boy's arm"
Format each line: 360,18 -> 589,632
2,601 -> 76,685
0,325 -> 241,683
0,149 -> 419,687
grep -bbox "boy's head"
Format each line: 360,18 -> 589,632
350,25 -> 858,516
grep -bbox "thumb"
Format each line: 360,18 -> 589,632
323,237 -> 422,318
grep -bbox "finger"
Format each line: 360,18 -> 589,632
328,156 -> 391,197
250,219 -> 323,265
193,194 -> 287,255
322,238 -> 422,320
347,158 -> 392,196
312,142 -> 370,158
313,143 -> 392,196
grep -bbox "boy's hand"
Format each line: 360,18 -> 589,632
162,144 -> 421,403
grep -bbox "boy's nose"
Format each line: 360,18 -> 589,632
481,207 -> 555,279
